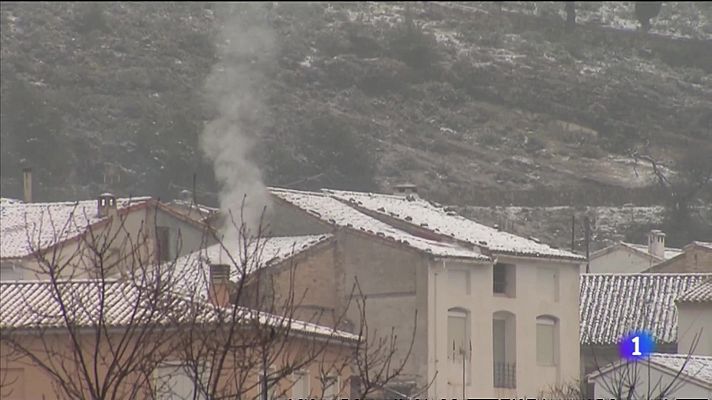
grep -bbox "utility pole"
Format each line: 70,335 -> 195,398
571,214 -> 576,252
584,216 -> 591,273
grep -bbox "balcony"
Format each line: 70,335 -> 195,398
493,362 -> 516,389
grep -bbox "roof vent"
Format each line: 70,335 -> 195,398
97,193 -> 117,218
209,263 -> 230,282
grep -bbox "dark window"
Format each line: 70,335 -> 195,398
156,226 -> 171,262
493,263 -> 516,296
493,264 -> 507,294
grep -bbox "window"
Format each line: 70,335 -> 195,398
259,368 -> 279,400
537,267 -> 559,302
493,263 -> 515,296
493,311 -> 516,389
448,269 -> 470,295
0,262 -> 23,281
536,316 -> 558,366
155,363 -> 205,400
322,375 -> 339,399
448,308 -> 470,360
156,226 -> 172,262
291,370 -> 310,400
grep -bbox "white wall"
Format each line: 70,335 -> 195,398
588,248 -> 654,273
677,303 -> 712,356
427,256 -> 581,398
591,363 -> 711,399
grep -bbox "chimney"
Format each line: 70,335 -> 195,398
393,183 -> 418,198
648,230 -> 666,259
208,264 -> 232,307
97,193 -> 117,218
22,168 -> 32,203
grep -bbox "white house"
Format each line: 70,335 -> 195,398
588,230 -> 682,273
265,186 -> 585,399
676,278 -> 712,356
587,353 -> 712,399
0,194 -> 210,281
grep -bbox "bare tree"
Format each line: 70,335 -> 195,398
574,332 -> 705,400
632,147 -> 712,243
1,195 -> 422,400
0,201 -> 186,399
342,279 -> 435,400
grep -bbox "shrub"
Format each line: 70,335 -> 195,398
73,3 -> 110,35
478,132 -> 503,147
386,18 -> 441,71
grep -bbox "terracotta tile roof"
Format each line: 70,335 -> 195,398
580,273 -> 712,345
677,278 -> 712,303
588,353 -> 712,389
1,197 -> 151,259
322,189 -> 584,261
270,188 -> 491,261
0,279 -> 358,341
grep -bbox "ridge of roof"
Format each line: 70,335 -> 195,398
321,188 -> 583,261
269,187 -> 491,261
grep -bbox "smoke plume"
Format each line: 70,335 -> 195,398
201,3 -> 275,239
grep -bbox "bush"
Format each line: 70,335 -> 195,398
298,112 -> 376,191
478,132 -> 503,147
525,136 -> 546,152
386,20 -> 441,71
73,3 -> 110,34
357,58 -> 412,96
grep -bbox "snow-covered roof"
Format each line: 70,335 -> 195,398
580,273 -> 712,345
167,234 -> 335,297
622,242 -> 683,260
269,188 -> 491,261
0,198 -> 23,206
588,353 -> 712,390
0,279 -> 358,341
1,197 -> 152,259
322,189 -> 583,261
687,241 -> 712,251
646,353 -> 712,388
677,279 -> 712,304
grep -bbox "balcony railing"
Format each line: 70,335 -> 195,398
493,361 -> 516,389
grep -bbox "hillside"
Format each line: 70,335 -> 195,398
1,2 -> 711,210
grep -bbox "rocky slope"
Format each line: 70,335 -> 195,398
1,2 -> 711,209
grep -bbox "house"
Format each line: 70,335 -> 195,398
676,278 -> 712,356
646,241 -> 712,273
0,278 -> 357,400
0,193 -> 211,281
260,186 -> 584,399
579,273 -> 712,396
587,353 -> 712,399
588,230 -> 682,273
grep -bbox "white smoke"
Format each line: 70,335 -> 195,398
201,3 -> 275,239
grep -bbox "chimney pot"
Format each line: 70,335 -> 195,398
22,168 -> 32,203
97,193 -> 117,218
208,264 -> 231,306
648,230 -> 666,260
